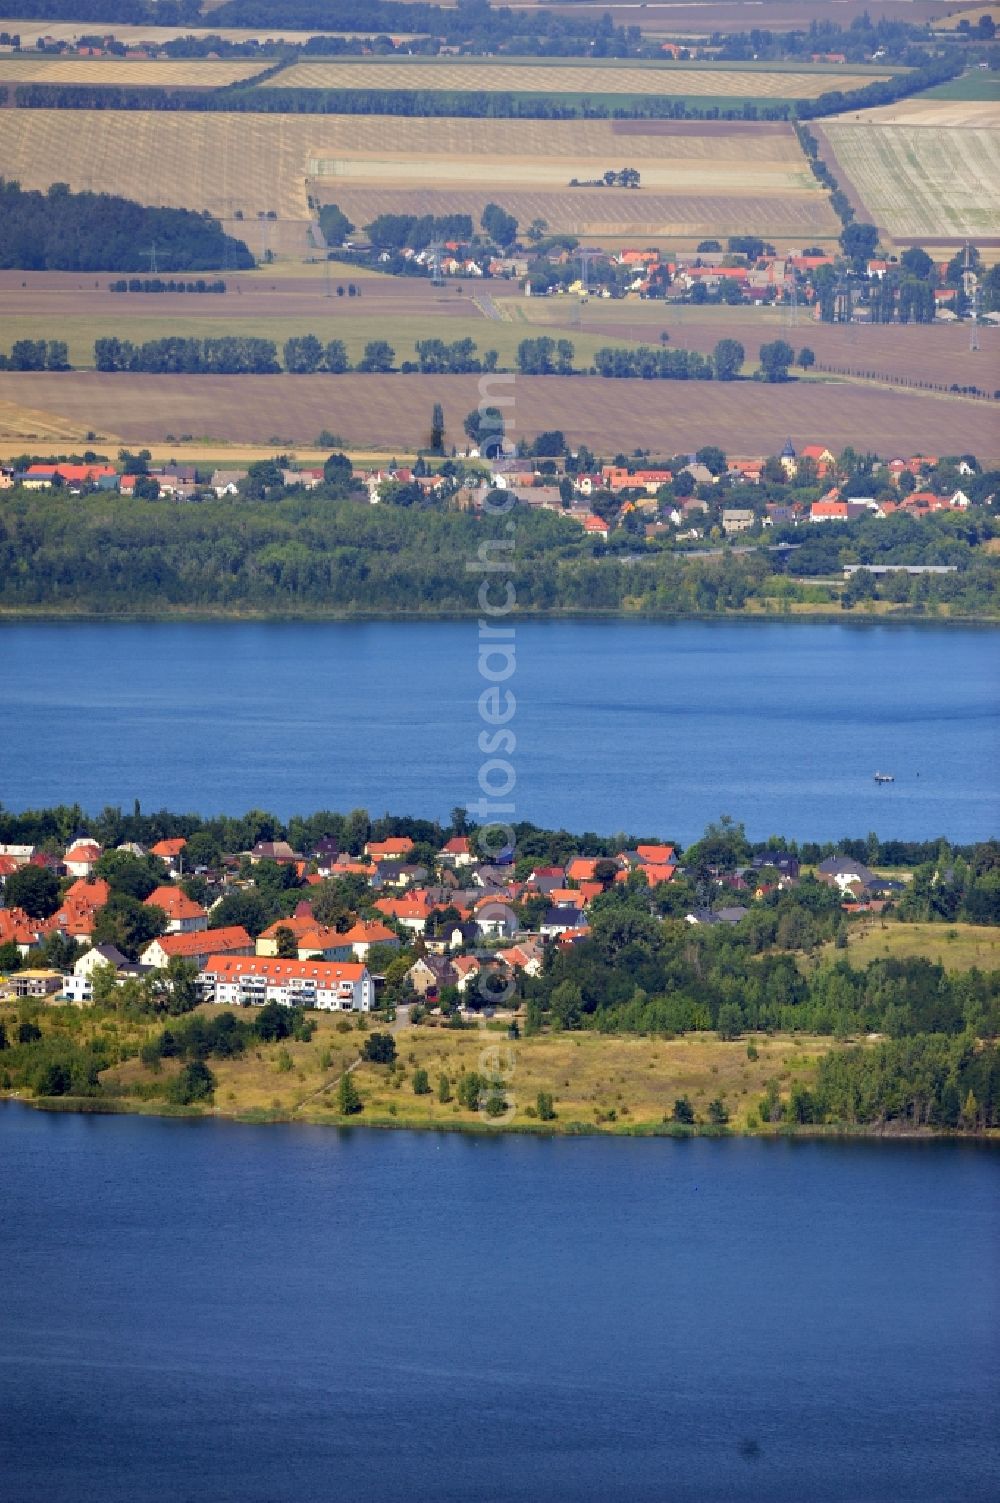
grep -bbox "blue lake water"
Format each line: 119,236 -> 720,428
1,1105 -> 998,1503
2,618 -> 998,843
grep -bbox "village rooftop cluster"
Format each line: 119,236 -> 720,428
1,826 -> 907,1008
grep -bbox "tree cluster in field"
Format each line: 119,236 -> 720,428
0,339 -> 68,371
109,277 -> 227,294
0,178 -> 252,272
568,168 -> 641,189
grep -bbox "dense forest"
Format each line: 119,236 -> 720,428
0,487 -> 997,619
0,180 -> 252,272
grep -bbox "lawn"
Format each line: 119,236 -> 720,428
820,920 -> 1000,974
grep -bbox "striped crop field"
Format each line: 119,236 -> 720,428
0,58 -> 271,86
821,123 -> 1000,240
264,59 -> 894,97
0,111 -> 835,244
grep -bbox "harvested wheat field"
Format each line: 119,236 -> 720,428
0,110 -> 834,243
819,122 -> 1000,241
322,183 -> 838,240
829,98 -> 999,127
266,59 -> 893,97
0,57 -> 270,85
1,372 -> 991,457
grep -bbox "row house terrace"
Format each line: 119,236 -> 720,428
199,955 -> 375,1012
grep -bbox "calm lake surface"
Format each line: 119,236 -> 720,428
1,1105 -> 998,1503
3,618 -> 998,842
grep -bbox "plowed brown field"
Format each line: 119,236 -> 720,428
0,371 -> 991,458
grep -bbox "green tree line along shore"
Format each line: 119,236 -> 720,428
1,481 -> 997,620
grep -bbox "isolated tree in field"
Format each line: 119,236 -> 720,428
429,401 -> 445,453
707,1098 -> 730,1125
673,1096 -> 695,1125
412,1067 -> 431,1095
357,340 -> 394,373
536,1090 -> 556,1121
758,340 -> 795,383
481,202 -> 518,248
797,346 -> 816,369
438,1073 -> 452,1103
337,1070 -> 362,1115
4,865 -> 59,918
712,337 -> 745,382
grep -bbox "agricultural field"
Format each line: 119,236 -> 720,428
932,3 -> 1000,26
0,109 -> 837,247
0,370 -> 992,456
490,0 -> 976,30
0,57 -> 271,85
0,20 -> 420,44
4,271 -> 992,394
920,69 -> 1000,102
497,295 -> 1000,392
265,58 -> 895,98
819,122 -> 1000,242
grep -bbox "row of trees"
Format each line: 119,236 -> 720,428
109,278 -> 227,294
94,335 -> 280,373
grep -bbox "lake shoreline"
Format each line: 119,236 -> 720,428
1,605 -> 997,627
11,1093 -> 999,1143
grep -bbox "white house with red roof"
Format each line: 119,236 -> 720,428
64,840 -> 102,878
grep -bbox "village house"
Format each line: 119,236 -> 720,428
141,925 -> 254,970
144,885 -> 207,934
722,508 -> 756,535
407,954 -> 458,998
64,840 -> 102,878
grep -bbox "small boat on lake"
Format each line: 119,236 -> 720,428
874,771 -> 895,783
